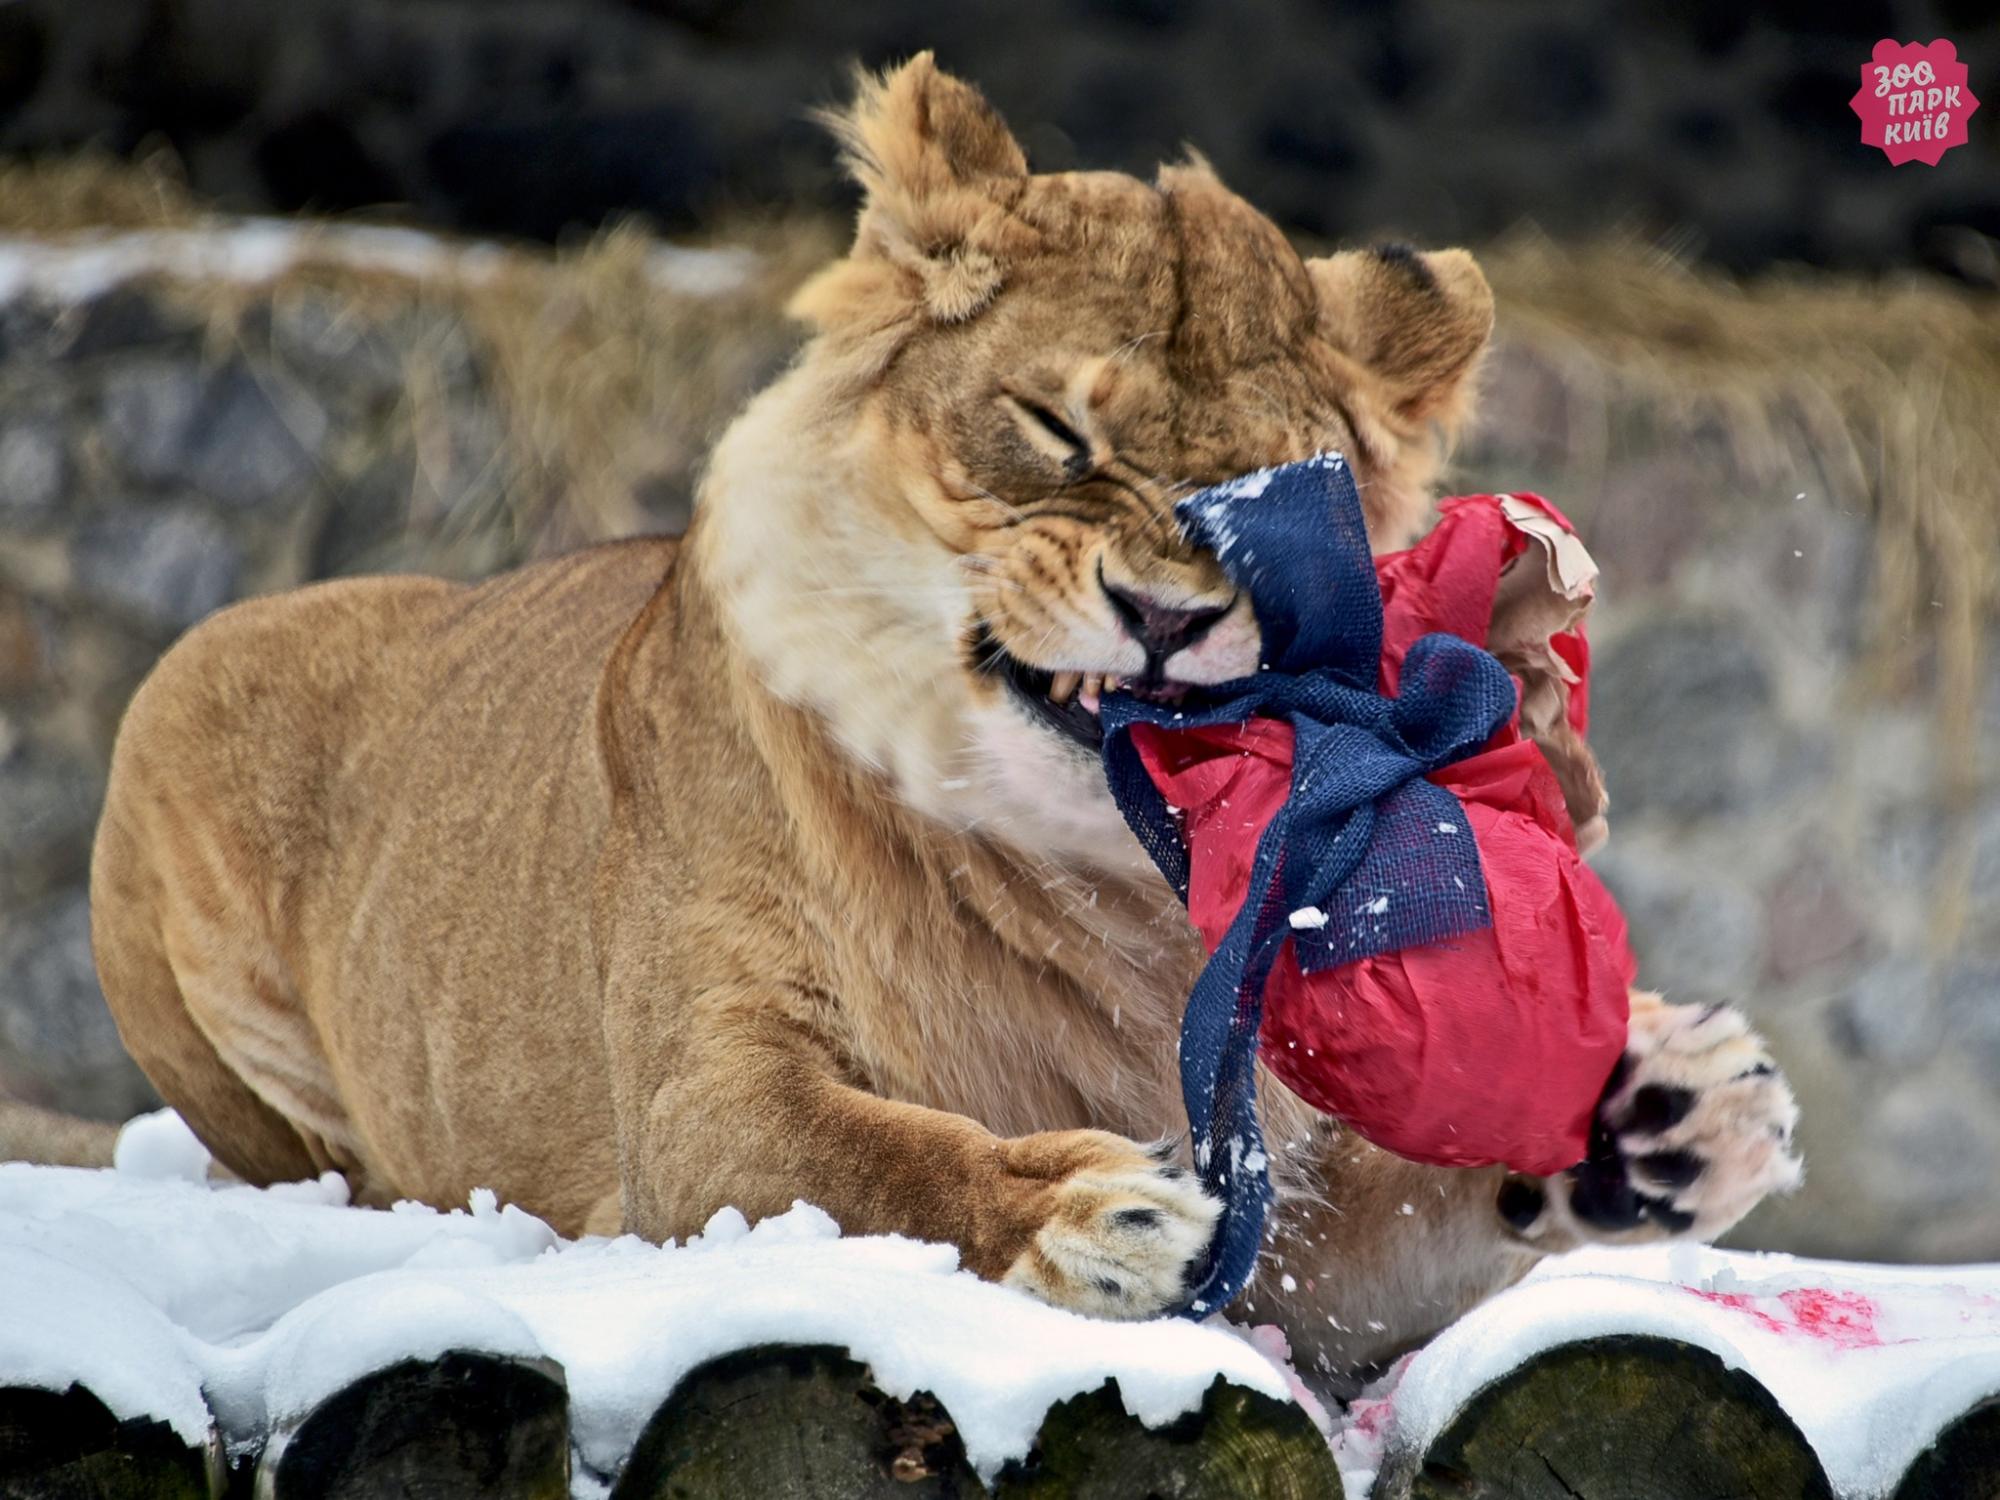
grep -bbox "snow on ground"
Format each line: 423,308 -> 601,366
0,1111 -> 1295,1488
0,221 -> 757,305
1348,1239 -> 2000,1500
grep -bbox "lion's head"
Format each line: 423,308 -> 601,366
697,55 -> 1494,874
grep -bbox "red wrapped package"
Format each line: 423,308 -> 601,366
1130,495 -> 1632,1176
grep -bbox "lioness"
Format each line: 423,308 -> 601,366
88,56 -> 1799,1377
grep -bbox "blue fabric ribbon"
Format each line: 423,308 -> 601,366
1099,453 -> 1518,1316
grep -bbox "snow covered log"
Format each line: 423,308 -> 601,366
1384,1334 -> 1830,1499
0,1381 -> 220,1498
1355,1245 -> 2000,1500
607,1343 -> 1336,1497
0,1140 -> 1327,1498
11,1132 -> 2000,1499
256,1351 -> 568,1500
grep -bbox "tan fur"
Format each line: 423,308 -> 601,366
89,56 -> 1798,1376
0,1099 -> 121,1169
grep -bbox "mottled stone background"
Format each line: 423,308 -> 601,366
0,0 -> 1997,1262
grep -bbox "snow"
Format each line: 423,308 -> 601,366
1360,1241 -> 2000,1499
1179,450 -> 1349,564
1289,905 -> 1330,930
0,1144 -> 1293,1486
0,222 -> 756,306
111,1106 -> 213,1181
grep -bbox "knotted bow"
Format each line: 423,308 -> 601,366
1100,453 -> 1519,1316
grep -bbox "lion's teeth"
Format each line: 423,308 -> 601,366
1104,675 -> 1124,694
1048,671 -> 1081,703
1079,674 -> 1104,715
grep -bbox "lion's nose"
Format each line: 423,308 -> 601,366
1101,579 -> 1235,660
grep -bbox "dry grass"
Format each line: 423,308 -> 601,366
0,149 -> 200,235
458,215 -> 837,555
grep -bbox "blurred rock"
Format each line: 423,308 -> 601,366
270,293 -> 408,416
1591,845 -> 1763,1001
0,415 -> 66,517
182,363 -> 326,510
101,359 -> 206,484
1858,1083 -> 1998,1220
1830,960 -> 1941,1067
0,746 -> 100,898
0,887 -> 157,1122
1939,962 -> 2000,1078
102,356 -> 325,510
1590,615 -> 1780,821
1763,849 -> 1869,983
1454,340 -> 1582,482
72,507 -> 242,632
0,586 -> 45,695
1970,801 -> 2000,912
0,4 -> 47,119
54,288 -> 202,364
1578,453 -> 1722,593
314,449 -> 414,578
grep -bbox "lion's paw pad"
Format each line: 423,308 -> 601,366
1561,1001 -> 1802,1241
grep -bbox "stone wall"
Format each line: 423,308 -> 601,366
0,221 -> 1995,1264
0,0 -> 1997,280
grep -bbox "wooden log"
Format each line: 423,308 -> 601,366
611,1344 -> 984,1499
0,1381 -> 218,1500
1386,1334 -> 1832,1500
614,1343 -> 1337,1499
255,1350 -> 568,1500
1891,1395 -> 2000,1500
992,1375 -> 1341,1499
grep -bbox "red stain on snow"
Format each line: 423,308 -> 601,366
1779,1287 -> 1882,1348
1689,1289 -> 1788,1335
1686,1286 -> 1883,1348
1348,1396 -> 1394,1437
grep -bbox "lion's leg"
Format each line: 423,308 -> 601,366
603,981 -> 1218,1320
90,811 -> 322,1187
1251,1138 -> 1545,1383
90,689 -> 369,1193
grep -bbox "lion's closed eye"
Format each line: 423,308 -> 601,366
1002,391 -> 1096,479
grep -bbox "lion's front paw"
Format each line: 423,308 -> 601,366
996,1130 -> 1220,1320
1554,997 -> 1802,1242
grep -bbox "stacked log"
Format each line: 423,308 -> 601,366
0,1348 -> 1336,1498
8,1334 -> 2000,1494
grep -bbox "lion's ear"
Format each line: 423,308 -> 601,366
1307,245 -> 1494,431
802,53 -> 1030,326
